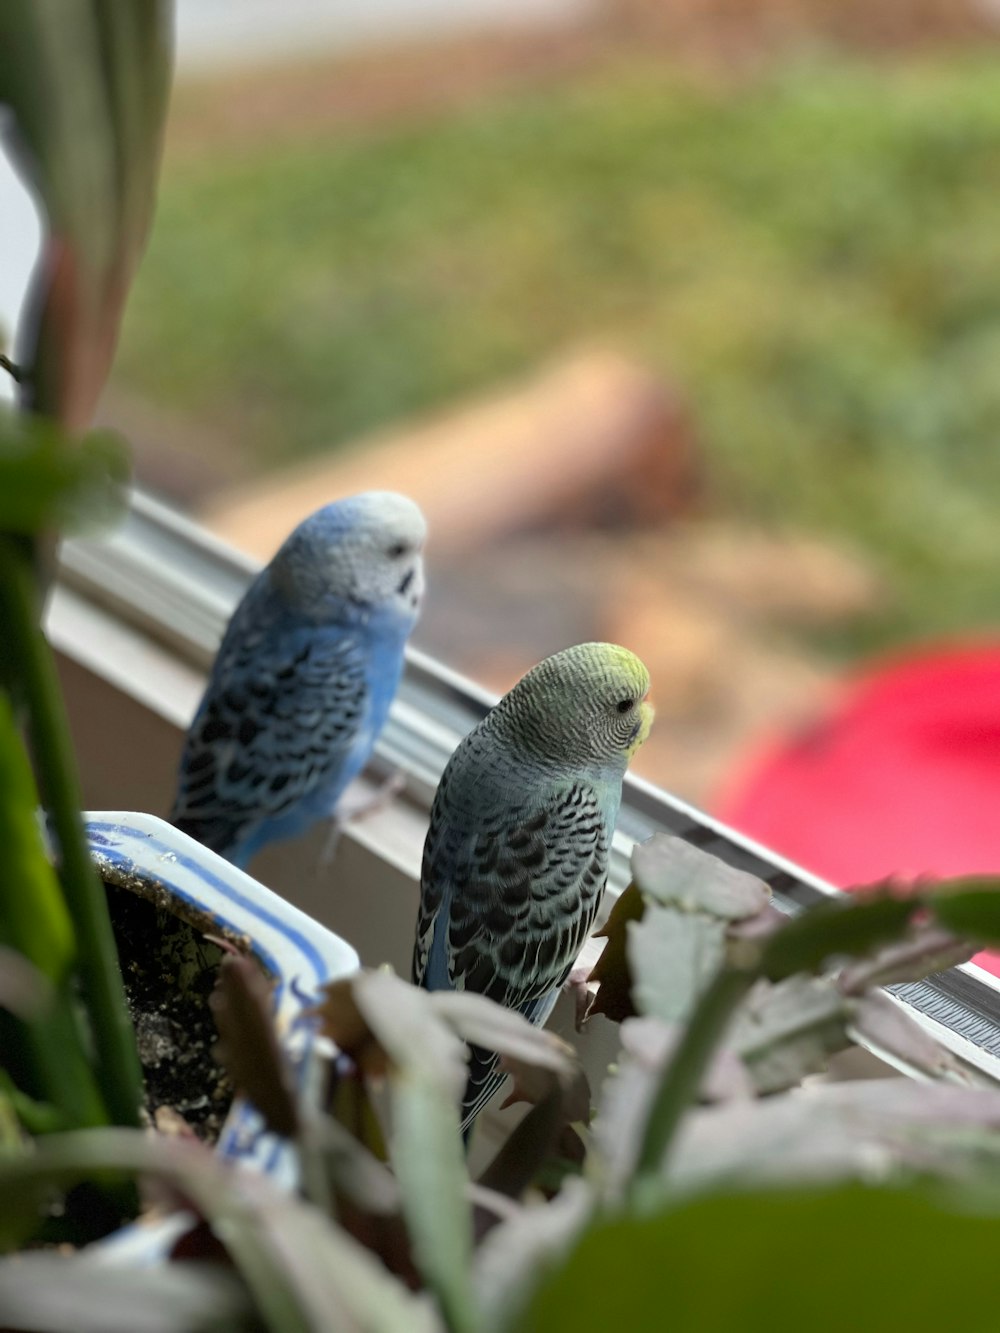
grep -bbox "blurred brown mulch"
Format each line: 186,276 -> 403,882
613,0 -> 999,56
165,0 -> 999,158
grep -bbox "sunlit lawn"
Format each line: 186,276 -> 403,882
114,49 -> 1000,654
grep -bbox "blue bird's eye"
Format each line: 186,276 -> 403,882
387,542 -> 408,559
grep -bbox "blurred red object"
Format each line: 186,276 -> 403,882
713,643 -> 1000,978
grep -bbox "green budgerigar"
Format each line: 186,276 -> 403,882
412,642 -> 653,1131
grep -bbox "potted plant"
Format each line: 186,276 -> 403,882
0,0 -> 357,1254
6,831 -> 1000,1330
86,812 -> 359,1186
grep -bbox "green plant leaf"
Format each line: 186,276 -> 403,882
0,541 -> 141,1132
0,1071 -> 62,1137
0,694 -> 74,982
0,414 -> 130,535
929,878 -> 1000,945
0,692 -> 108,1140
509,1180 -> 1000,1332
326,1062 -> 390,1163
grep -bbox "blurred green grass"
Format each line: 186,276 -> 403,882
113,51 -> 1000,654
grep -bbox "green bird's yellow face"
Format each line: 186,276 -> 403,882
502,642 -> 654,772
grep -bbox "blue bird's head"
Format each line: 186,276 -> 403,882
270,491 -> 426,626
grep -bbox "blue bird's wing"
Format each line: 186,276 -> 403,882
414,775 -> 611,1126
171,628 -> 368,858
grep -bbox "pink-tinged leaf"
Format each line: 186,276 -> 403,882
728,976 -> 852,1095
669,1080 -> 1000,1195
838,925 -> 974,995
0,945 -> 49,1019
310,975 -> 391,1080
758,893 -> 919,982
316,971 -> 476,1329
632,836 -> 770,921
1,0 -> 172,428
353,970 -> 469,1101
0,1252 -> 258,1332
428,990 -> 579,1083
850,992 -> 974,1083
474,1177 -> 594,1332
593,1016 -> 753,1192
627,905 -> 726,1023
0,1128 -> 435,1332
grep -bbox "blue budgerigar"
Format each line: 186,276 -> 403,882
171,491 -> 426,869
412,642 -> 653,1131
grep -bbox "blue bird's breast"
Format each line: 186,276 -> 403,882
203,600 -> 414,864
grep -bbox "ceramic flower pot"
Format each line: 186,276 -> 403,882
85,811 -> 358,1259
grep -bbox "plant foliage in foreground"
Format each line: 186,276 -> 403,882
6,834 -> 1000,1332
0,0 -> 172,1202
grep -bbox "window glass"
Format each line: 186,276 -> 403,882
0,147 -> 41,408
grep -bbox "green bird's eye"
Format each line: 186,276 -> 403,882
616,698 -> 634,714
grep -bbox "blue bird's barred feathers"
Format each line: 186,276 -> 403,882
171,491 -> 426,868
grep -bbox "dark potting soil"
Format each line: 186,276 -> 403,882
105,881 -> 234,1142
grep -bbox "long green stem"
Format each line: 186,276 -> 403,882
0,354 -> 24,385
630,967 -> 755,1198
0,540 -> 142,1127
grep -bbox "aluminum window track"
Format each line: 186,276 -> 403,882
57,488 -> 1000,1084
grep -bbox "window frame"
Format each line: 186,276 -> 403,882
53,487 -> 1000,1087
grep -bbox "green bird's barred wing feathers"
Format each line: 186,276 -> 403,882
413,761 -> 614,1129
413,642 -> 653,1131
413,768 -> 613,1003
